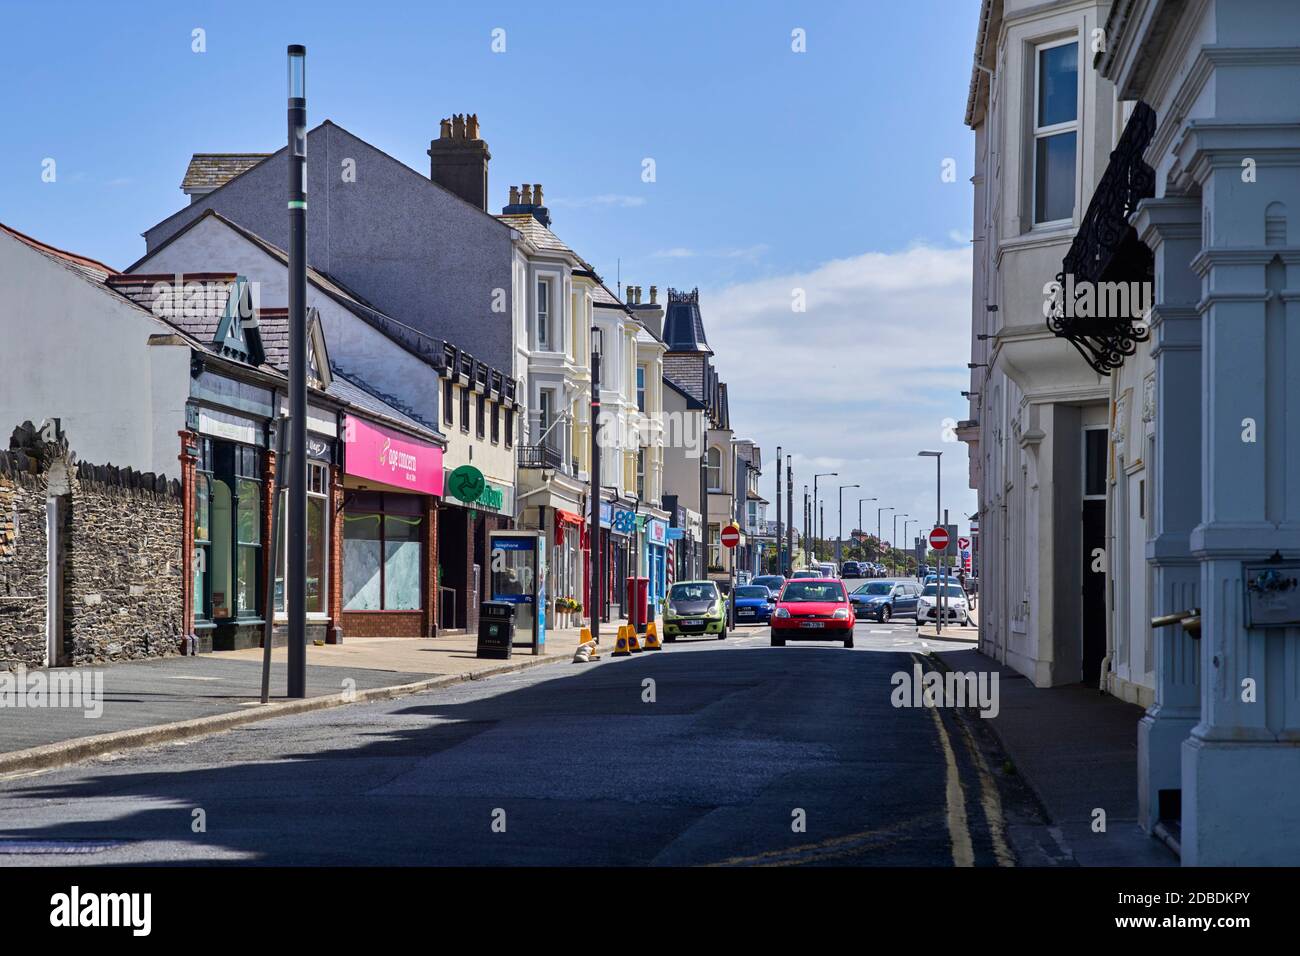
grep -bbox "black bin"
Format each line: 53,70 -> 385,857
476,601 -> 516,659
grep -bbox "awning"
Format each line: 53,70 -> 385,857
1047,101 -> 1157,376
554,508 -> 584,545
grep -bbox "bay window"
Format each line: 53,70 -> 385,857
1033,39 -> 1078,225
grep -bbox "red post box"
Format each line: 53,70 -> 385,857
625,576 -> 649,631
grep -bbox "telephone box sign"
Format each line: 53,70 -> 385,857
343,414 -> 444,496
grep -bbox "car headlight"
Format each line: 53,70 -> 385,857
832,608 -> 849,620
774,607 -> 790,619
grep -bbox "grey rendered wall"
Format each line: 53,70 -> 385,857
143,122 -> 516,371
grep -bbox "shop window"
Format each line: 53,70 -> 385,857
275,461 -> 329,615
196,440 -> 263,622
344,492 -> 423,611
234,446 -> 262,618
193,439 -> 213,622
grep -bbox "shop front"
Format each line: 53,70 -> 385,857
646,517 -> 668,607
340,414 -> 443,638
437,468 -> 514,635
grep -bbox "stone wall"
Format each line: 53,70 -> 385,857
63,461 -> 184,664
0,454 -> 48,666
0,422 -> 184,670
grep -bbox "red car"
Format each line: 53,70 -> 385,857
770,578 -> 856,648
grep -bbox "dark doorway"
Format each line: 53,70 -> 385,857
1081,498 -> 1107,683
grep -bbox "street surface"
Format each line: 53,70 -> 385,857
0,593 -> 1048,867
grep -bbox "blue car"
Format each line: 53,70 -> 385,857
731,584 -> 776,625
849,579 -> 920,623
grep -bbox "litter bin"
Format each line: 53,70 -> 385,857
476,600 -> 516,659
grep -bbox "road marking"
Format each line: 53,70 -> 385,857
925,690 -> 976,868
706,815 -> 938,867
950,702 -> 1015,867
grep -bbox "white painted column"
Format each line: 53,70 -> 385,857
1133,197 -> 1202,834
1181,124 -> 1300,865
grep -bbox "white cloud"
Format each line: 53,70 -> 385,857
653,244 -> 768,262
703,243 -> 979,538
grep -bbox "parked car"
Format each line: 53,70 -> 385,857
790,569 -> 821,579
752,574 -> 787,594
816,562 -> 839,578
916,582 -> 971,625
731,584 -> 776,625
771,578 -> 855,648
841,560 -> 865,578
850,579 -> 920,623
662,580 -> 727,641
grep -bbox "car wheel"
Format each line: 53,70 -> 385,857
844,637 -> 854,649
771,636 -> 785,647
664,635 -> 676,642
880,605 -> 891,623
718,630 -> 727,640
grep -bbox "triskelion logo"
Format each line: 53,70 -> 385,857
50,886 -> 151,936
379,436 -> 390,468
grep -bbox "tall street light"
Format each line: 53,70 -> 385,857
589,326 -> 605,645
877,506 -> 893,565
286,44 -> 308,698
903,518 -> 916,575
918,450 -> 944,629
813,472 -> 836,559
857,496 -> 876,560
836,483 -> 859,565
892,513 -> 908,575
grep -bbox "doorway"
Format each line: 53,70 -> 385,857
1081,426 -> 1108,684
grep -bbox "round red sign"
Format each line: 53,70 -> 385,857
721,525 -> 741,549
928,527 -> 949,550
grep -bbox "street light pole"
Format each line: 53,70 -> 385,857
919,450 -> 944,632
286,45 -> 308,699
813,472 -> 836,561
857,496 -> 876,561
836,483 -> 858,566
785,457 -> 793,576
892,513 -> 908,576
774,445 -> 782,576
877,506 -> 893,568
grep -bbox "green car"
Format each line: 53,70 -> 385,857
662,580 -> 727,641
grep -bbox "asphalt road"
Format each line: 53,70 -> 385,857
0,616 -> 1037,866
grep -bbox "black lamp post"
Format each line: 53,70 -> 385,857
589,326 -> 603,644
286,44 -> 307,698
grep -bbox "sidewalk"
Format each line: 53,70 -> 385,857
933,646 -> 1176,866
1,625 -> 593,772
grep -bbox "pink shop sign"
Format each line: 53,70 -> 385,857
344,415 -> 444,496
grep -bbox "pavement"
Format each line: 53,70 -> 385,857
931,646 -> 1176,866
0,625 -> 594,769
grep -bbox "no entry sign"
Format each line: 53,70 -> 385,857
928,527 -> 950,551
721,525 -> 741,549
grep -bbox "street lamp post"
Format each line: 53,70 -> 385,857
857,497 -> 877,556
892,513 -> 908,576
589,327 -> 604,645
919,450 -> 944,631
286,44 -> 308,699
877,506 -> 893,567
785,457 -> 793,576
903,519 -> 916,575
774,445 -> 782,576
813,472 -> 836,561
836,483 -> 859,566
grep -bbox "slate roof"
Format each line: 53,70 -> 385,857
181,153 -> 271,193
497,213 -> 591,267
663,289 -> 712,354
105,272 -> 238,340
327,371 -> 438,440
0,222 -> 116,281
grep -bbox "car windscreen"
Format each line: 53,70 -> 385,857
781,582 -> 846,602
853,582 -> 893,595
921,585 -> 966,598
734,586 -> 769,599
670,583 -> 717,602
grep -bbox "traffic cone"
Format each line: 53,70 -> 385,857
613,625 -> 631,657
642,621 -> 662,651
627,626 -> 642,653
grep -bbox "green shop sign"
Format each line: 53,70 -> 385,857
447,464 -> 504,511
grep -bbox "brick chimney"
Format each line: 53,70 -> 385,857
428,113 -> 490,210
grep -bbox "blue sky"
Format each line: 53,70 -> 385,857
1,0 -> 981,541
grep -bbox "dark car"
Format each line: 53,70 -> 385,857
842,561 -> 864,578
752,574 -> 786,594
849,579 -> 920,622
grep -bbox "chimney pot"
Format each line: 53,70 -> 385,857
521,184 -> 533,204
467,113 -> 480,139
509,185 -> 520,205
439,117 -> 451,139
649,285 -> 657,304
533,183 -> 543,206
452,114 -> 465,139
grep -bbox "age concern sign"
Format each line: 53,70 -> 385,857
344,414 -> 444,497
